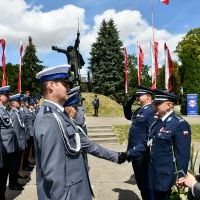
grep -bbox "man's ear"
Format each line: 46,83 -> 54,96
47,81 -> 54,93
167,101 -> 173,109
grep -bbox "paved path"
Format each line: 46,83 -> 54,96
86,115 -> 200,126
12,144 -> 141,200
88,143 -> 141,200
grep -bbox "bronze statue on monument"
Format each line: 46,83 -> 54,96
52,28 -> 85,85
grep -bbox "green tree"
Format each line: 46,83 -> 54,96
89,19 -> 124,103
157,67 -> 165,89
127,54 -> 137,95
176,28 -> 200,114
170,62 -> 182,101
22,36 -> 44,95
140,64 -> 151,88
128,54 -> 151,96
0,63 -> 19,93
157,61 -> 181,101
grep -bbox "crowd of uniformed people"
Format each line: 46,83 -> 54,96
0,88 -> 40,200
0,64 -> 194,200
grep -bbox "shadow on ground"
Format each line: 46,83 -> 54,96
5,172 -> 32,200
113,188 -> 140,200
124,174 -> 137,185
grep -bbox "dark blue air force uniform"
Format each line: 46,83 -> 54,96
123,86 -> 155,200
148,90 -> 191,200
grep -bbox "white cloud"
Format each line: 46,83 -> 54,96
83,9 -> 185,67
0,0 -> 185,75
0,0 -> 88,50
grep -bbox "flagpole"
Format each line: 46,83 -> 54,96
150,0 -> 159,90
137,42 -> 140,85
151,0 -> 155,43
18,41 -> 23,93
123,47 -> 128,95
0,38 -> 7,86
151,0 -> 155,89
164,43 -> 168,91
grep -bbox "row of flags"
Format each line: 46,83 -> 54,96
123,42 -> 173,94
0,38 -> 23,92
123,0 -> 172,94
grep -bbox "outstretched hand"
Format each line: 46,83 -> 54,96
176,172 -> 197,188
118,152 -> 127,164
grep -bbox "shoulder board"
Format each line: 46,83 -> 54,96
166,116 -> 173,122
43,106 -> 52,114
154,115 -> 158,119
174,115 -> 184,122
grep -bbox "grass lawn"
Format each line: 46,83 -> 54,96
82,92 -> 124,117
113,124 -> 200,144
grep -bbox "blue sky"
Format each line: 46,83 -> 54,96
29,0 -> 200,33
1,0 -> 200,76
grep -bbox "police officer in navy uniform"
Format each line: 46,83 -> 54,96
20,96 -> 35,171
34,65 -> 126,200
0,86 -> 23,200
33,95 -> 42,116
123,85 -> 155,200
148,90 -> 191,200
23,98 -> 36,169
64,86 -> 90,168
10,94 -> 27,181
64,86 -> 88,134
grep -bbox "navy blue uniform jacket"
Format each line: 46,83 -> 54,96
148,111 -> 191,191
124,102 -> 155,159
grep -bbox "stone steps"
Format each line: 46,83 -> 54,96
89,132 -> 116,138
89,137 -> 117,144
87,125 -> 117,144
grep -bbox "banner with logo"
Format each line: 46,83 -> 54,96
187,94 -> 198,116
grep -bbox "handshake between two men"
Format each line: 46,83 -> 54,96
117,143 -> 147,164
117,152 -> 129,164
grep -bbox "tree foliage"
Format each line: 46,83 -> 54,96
0,63 -> 19,94
169,62 -> 182,99
176,28 -> 200,114
89,19 -> 124,103
157,61 -> 182,103
22,36 -> 44,95
127,54 -> 151,96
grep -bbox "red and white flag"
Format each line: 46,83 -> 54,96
151,41 -> 159,90
0,38 -> 7,86
164,43 -> 173,91
123,47 -> 128,94
137,42 -> 144,85
18,41 -> 23,93
161,0 -> 170,5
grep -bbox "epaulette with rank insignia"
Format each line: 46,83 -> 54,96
175,115 -> 184,122
44,106 -> 52,114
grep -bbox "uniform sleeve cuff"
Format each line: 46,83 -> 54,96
192,181 -> 198,197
